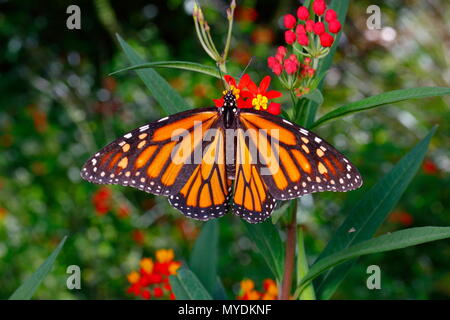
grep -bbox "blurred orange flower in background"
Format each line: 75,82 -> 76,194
236,278 -> 278,300
127,249 -> 181,300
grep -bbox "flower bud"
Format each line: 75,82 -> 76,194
295,24 -> 306,35
320,32 -> 334,47
284,30 -> 296,44
297,33 -> 309,46
305,20 -> 315,32
276,46 -> 287,58
328,19 -> 341,33
297,6 -> 309,21
313,0 -> 326,16
283,14 -> 297,29
313,21 -> 325,35
325,9 -> 337,22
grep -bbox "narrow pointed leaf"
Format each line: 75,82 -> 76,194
297,227 -> 450,295
9,236 -> 67,300
189,220 -> 218,295
110,61 -> 221,79
314,127 -> 436,299
244,221 -> 285,282
169,266 -> 212,300
116,34 -> 190,115
313,87 -> 450,128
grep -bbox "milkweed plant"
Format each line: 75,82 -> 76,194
9,0 -> 450,301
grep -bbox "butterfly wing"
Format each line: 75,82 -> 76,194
168,126 -> 232,221
81,107 -> 220,196
238,109 -> 363,201
232,127 -> 277,223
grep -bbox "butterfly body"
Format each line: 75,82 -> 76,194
81,91 -> 362,223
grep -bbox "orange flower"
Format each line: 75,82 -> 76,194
127,271 -> 140,284
126,250 -> 182,300
236,278 -> 278,300
156,249 -> 175,263
140,258 -> 154,274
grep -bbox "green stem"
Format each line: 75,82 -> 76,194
222,9 -> 235,64
280,199 -> 297,299
296,226 -> 316,300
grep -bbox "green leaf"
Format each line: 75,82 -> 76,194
296,227 -> 450,296
302,89 -> 324,107
9,236 -> 67,300
116,34 -> 190,115
312,87 -> 450,128
169,266 -> 213,300
189,220 -> 218,295
244,221 -> 285,282
110,61 -> 222,79
314,127 -> 436,299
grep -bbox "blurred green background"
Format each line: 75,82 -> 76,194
0,0 -> 449,299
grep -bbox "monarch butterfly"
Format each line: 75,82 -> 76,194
81,90 -> 362,223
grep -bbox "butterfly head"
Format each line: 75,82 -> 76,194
223,90 -> 237,110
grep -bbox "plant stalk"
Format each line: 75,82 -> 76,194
280,199 -> 297,299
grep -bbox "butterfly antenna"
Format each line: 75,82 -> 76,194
216,64 -> 228,92
237,56 -> 254,82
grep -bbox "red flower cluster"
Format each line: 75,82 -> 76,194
268,1 -> 342,97
213,74 -> 282,115
92,187 -> 112,215
236,278 -> 278,300
268,46 -> 316,79
283,1 -> 341,48
127,249 -> 181,300
91,186 -> 132,218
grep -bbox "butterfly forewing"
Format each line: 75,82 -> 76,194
81,107 -> 219,197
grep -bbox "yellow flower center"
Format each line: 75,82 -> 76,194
223,85 -> 240,100
252,94 -> 268,110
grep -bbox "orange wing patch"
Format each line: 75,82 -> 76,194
232,128 -> 276,223
169,128 -> 230,220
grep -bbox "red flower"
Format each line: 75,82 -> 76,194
328,19 -> 341,33
246,76 -> 282,115
132,230 -> 145,245
305,20 -> 315,32
92,187 -> 112,215
422,159 -> 439,175
313,22 -> 325,35
284,30 -> 296,44
320,32 -> 334,47
297,6 -> 309,20
389,211 -> 414,227
325,9 -> 337,22
313,0 -> 326,16
141,289 -> 151,300
283,14 -> 296,29
153,287 -> 163,298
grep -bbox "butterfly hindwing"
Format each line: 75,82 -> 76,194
238,109 -> 363,201
232,128 -> 277,223
168,127 -> 232,221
